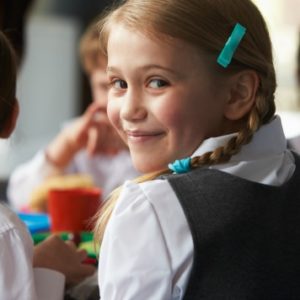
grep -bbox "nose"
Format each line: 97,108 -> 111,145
120,89 -> 147,121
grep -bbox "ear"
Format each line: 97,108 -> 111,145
223,70 -> 259,120
0,99 -> 19,138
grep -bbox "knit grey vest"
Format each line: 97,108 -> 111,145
165,153 -> 300,300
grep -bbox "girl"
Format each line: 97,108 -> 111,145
95,0 -> 300,299
0,30 -> 95,299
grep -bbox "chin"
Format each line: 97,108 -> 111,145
133,158 -> 167,174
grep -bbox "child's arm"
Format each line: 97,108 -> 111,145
45,102 -> 104,169
8,101 -> 127,210
7,102 -> 103,210
6,106 -> 100,210
45,101 -> 126,167
33,235 -> 96,286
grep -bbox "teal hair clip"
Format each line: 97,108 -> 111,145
217,23 -> 246,68
168,157 -> 192,174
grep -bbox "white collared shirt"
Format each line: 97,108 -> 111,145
0,204 -> 65,300
98,116 -> 295,300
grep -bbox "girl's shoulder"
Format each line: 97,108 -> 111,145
104,179 -> 193,271
116,179 -> 174,210
112,179 -> 187,233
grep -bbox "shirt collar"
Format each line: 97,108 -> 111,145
192,116 -> 287,162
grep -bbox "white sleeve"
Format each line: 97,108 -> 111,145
98,181 -> 173,300
7,150 -> 62,210
34,268 -> 65,300
0,205 -> 65,300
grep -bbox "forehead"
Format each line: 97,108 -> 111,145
107,25 -> 208,74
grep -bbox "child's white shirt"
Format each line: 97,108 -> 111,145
98,116 -> 295,300
0,204 -> 65,300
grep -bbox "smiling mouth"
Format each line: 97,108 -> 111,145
125,130 -> 165,142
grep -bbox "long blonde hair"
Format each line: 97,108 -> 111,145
94,0 -> 276,242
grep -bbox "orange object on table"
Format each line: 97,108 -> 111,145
48,187 -> 102,233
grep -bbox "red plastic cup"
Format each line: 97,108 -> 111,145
48,187 -> 102,233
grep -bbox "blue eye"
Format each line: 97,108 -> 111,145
112,80 -> 127,89
148,79 -> 168,88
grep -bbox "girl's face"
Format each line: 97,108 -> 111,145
107,25 -> 230,173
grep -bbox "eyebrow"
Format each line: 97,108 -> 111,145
107,64 -> 177,74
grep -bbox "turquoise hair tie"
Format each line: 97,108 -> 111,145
217,23 -> 246,68
168,157 -> 192,174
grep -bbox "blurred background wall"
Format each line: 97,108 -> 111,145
253,0 -> 300,137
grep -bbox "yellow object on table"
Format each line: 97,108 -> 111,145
28,174 -> 94,212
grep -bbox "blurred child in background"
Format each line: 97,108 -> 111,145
7,21 -> 139,211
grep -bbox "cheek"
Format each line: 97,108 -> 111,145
157,108 -> 180,130
153,95 -> 187,133
156,89 -> 220,144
